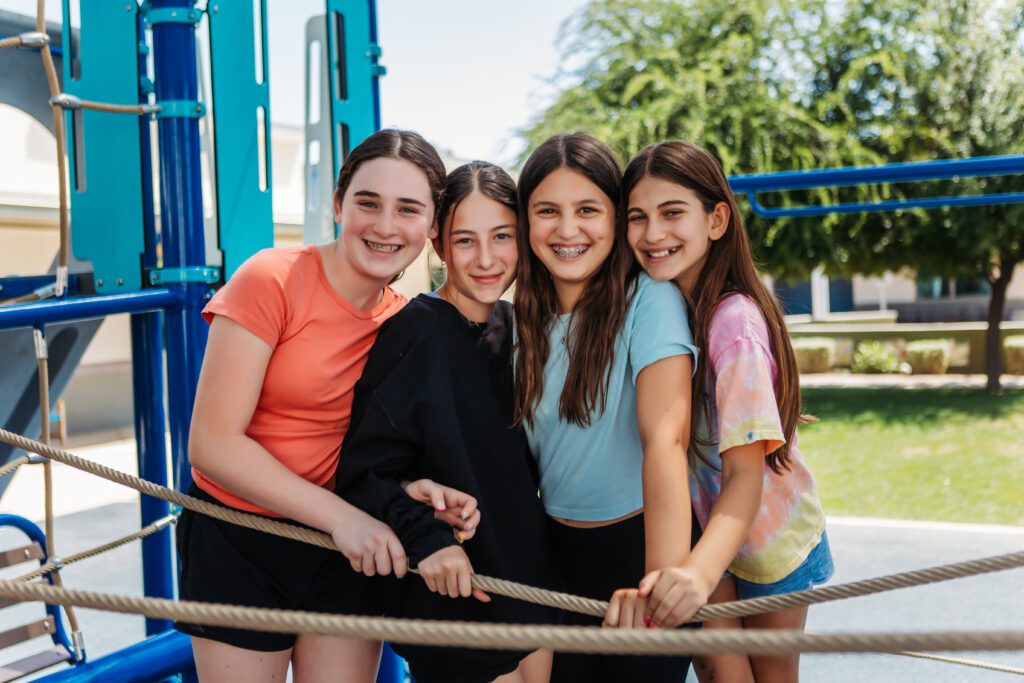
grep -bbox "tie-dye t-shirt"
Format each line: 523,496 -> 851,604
690,294 -> 826,584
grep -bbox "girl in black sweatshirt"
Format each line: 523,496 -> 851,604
335,162 -> 559,683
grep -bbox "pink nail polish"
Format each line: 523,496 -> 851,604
437,505 -> 446,511
643,615 -> 653,627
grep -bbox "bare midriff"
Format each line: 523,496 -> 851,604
551,507 -> 643,528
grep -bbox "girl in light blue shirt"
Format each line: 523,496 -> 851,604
513,133 -> 699,683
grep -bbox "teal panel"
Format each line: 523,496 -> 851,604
62,1 -> 145,293
208,1 -> 273,279
325,0 -> 382,179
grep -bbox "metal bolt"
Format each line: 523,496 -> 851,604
23,548 -> 30,558
96,279 -> 104,287
116,278 -> 124,286
125,4 -> 132,11
212,5 -> 219,12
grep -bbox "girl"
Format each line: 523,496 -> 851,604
619,140 -> 832,683
179,129 -> 475,683
514,133 -> 698,682
335,161 -> 560,683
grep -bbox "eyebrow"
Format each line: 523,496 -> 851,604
532,198 -> 602,208
353,189 -> 427,208
450,224 -> 516,236
627,199 -> 691,212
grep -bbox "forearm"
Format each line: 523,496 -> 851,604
642,438 -> 691,572
190,432 -> 358,534
686,458 -> 762,585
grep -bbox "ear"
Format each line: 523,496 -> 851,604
709,202 -> 730,241
429,221 -> 444,260
333,194 -> 343,224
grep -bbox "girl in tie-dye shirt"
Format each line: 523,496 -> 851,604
615,140 -> 832,683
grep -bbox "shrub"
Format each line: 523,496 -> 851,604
851,341 -> 901,374
792,337 -> 836,373
1005,336 -> 1024,374
905,339 -> 954,374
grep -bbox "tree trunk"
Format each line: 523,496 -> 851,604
984,257 -> 1016,393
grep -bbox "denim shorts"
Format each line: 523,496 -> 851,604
731,531 -> 835,600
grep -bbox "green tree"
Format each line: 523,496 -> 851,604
812,0 -> 1024,390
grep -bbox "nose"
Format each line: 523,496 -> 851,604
476,241 -> 495,270
374,209 -> 399,237
643,219 -> 666,245
554,217 -> 578,241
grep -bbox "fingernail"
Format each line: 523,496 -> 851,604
460,511 -> 468,520
458,532 -> 465,543
465,523 -> 474,531
436,504 -> 446,511
643,615 -> 653,627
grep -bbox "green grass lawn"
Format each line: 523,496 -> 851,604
798,387 -> 1024,526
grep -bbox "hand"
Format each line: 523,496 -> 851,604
603,587 -> 651,628
330,507 -> 408,579
416,545 -> 491,602
637,565 -> 712,628
403,479 -> 480,541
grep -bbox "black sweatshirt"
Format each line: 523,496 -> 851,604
335,295 -> 559,669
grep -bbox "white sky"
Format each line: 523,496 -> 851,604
1,0 -> 587,165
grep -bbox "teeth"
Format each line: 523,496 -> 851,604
552,245 -> 588,258
648,247 -> 679,259
365,241 -> 401,253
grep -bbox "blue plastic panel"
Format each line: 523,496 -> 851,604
325,0 -> 383,178
207,1 -> 273,278
61,1 -> 145,293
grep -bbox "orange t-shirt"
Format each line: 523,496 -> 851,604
193,245 -> 407,515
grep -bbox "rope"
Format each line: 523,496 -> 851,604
33,331 -> 83,648
0,579 -> 1022,656
2,428 -> 1023,627
0,36 -> 23,49
896,651 -> 1024,675
16,513 -> 179,583
0,455 -> 29,479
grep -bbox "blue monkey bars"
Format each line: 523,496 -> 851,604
729,153 -> 1024,218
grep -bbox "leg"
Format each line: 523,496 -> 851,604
517,648 -> 552,683
693,577 -> 755,683
191,636 -> 291,683
493,668 -> 526,683
743,606 -> 808,683
291,634 -> 382,683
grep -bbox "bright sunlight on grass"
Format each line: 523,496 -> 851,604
799,388 -> 1024,526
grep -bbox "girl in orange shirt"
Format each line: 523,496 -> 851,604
178,129 -> 477,683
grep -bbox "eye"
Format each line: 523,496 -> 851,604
536,207 -> 557,216
454,237 -> 474,246
579,206 -> 598,215
664,209 -> 684,218
399,206 -> 421,215
358,200 -> 378,210
628,213 -> 646,223
495,231 -> 515,241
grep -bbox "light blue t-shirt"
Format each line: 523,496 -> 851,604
524,274 -> 698,521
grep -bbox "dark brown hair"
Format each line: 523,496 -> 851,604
334,128 -> 446,218
622,140 -> 809,474
435,161 -> 517,256
514,133 -> 639,427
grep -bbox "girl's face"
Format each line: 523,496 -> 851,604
527,167 -> 616,307
626,175 -> 728,295
436,191 -> 518,321
334,157 -> 437,284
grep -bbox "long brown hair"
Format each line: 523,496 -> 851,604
622,140 -> 808,474
514,133 -> 639,427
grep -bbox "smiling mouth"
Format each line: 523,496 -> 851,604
551,245 -> 589,259
645,246 -> 681,259
472,274 -> 503,284
364,240 -> 402,254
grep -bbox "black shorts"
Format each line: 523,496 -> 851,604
547,511 -> 702,683
174,485 -> 378,651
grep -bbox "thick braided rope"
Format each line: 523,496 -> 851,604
0,36 -> 23,49
895,651 -> 1024,675
3,427 -> 1024,625
0,578 -> 1023,656
693,551 -> 1024,622
17,513 -> 179,583
0,455 -> 29,479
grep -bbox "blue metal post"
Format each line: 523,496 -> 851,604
149,0 -> 208,493
131,10 -> 175,639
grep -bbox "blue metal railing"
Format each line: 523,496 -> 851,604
729,153 -> 1024,218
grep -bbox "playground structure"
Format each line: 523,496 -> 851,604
0,1 -> 1023,681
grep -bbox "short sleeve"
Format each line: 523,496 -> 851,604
628,278 -> 699,384
202,249 -> 287,348
713,338 -> 785,455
